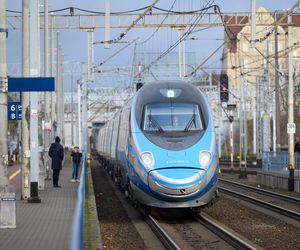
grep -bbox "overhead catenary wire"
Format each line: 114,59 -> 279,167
94,1 -> 161,68
226,39 -> 300,90
132,0 -> 177,80
216,2 -> 300,94
193,4 -> 294,79
220,34 -> 282,74
251,0 -> 300,44
237,6 -> 299,77
6,6 -> 149,15
137,0 -> 177,46
221,12 -> 293,86
96,38 -> 139,68
99,0 -> 161,46
152,6 -> 212,14
195,12 -> 299,98
7,7 -> 70,14
8,1 -> 200,18
147,1 -> 216,72
147,2 -> 231,76
186,41 -> 225,77
8,3 -> 298,82
73,6 -> 149,15
6,2 -> 223,15
141,0 -> 216,75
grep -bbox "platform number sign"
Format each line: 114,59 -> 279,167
8,102 -> 22,121
287,123 -> 296,134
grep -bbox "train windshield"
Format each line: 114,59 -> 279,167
143,103 -> 203,132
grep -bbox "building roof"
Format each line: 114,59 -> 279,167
224,15 -> 249,53
224,7 -> 300,53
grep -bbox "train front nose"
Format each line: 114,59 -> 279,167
147,168 -> 206,199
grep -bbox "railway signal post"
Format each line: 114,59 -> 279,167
227,104 -> 236,174
288,15 -> 295,191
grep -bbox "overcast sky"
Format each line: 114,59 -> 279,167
5,0 -> 300,87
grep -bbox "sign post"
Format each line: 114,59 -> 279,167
0,193 -> 16,228
8,77 -> 55,92
7,102 -> 22,121
8,76 -> 55,203
287,123 -> 296,134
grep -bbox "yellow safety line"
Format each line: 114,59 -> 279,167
9,168 -> 21,181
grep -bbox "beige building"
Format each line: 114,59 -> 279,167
221,7 -> 300,150
223,7 -> 300,103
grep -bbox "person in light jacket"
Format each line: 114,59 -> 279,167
71,145 -> 82,182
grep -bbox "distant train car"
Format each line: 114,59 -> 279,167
96,81 -> 219,209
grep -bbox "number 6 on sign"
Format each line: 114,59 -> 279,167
287,123 -> 296,134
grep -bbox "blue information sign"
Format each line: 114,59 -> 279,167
8,77 -> 55,92
8,102 -> 22,121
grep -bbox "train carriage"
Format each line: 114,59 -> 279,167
96,81 -> 219,209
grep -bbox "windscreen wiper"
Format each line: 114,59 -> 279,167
184,112 -> 196,132
149,114 -> 164,132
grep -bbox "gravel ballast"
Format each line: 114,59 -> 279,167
91,160 -> 300,249
91,162 -> 146,249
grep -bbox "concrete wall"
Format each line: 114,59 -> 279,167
257,172 -> 300,193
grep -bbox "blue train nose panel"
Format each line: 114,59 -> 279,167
148,168 -> 206,197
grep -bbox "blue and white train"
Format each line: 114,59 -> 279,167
96,81 -> 219,209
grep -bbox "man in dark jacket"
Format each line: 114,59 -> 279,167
48,136 -> 64,187
71,145 -> 83,182
295,137 -> 300,154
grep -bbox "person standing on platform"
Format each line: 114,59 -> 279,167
71,145 -> 82,182
295,137 -> 300,154
48,136 -> 64,188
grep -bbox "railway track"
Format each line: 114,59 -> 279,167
196,213 -> 256,250
219,178 -> 300,204
146,210 -> 257,250
218,179 -> 300,222
144,214 -> 181,250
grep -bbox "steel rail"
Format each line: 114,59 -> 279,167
219,187 -> 300,221
145,214 -> 181,250
196,213 -> 256,250
219,178 -> 300,204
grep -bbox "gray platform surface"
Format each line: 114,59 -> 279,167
0,163 -> 78,250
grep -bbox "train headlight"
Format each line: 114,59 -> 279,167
199,151 -> 211,168
167,89 -> 175,98
140,152 -> 155,170
159,89 -> 182,98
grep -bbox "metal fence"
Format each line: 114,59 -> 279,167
70,154 -> 86,250
262,151 -> 300,177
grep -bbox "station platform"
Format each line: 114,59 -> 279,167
0,162 -> 78,250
